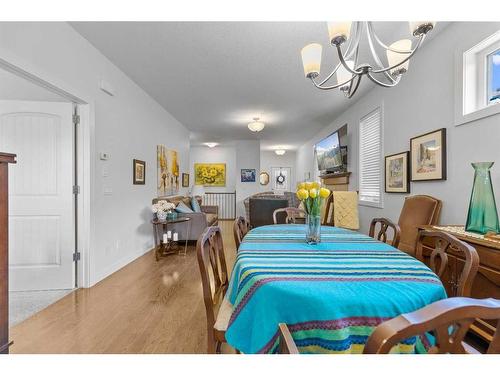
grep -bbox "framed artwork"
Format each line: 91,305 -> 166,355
182,173 -> 189,187
194,163 -> 226,186
157,145 -> 180,196
385,151 -> 410,193
272,167 -> 291,191
410,128 -> 447,181
133,159 -> 146,185
259,171 -> 270,186
241,169 -> 256,182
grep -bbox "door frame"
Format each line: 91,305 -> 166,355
0,48 -> 94,288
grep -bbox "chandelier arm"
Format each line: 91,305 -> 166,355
366,71 -> 401,87
336,44 -> 364,75
343,22 -> 362,60
347,74 -> 362,98
367,22 -> 417,53
310,74 -> 357,90
370,34 -> 426,74
318,63 -> 342,86
366,23 -> 396,84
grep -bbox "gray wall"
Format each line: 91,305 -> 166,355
296,22 -> 500,234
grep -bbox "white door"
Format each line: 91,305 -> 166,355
0,100 -> 75,291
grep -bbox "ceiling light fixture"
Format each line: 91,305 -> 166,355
300,21 -> 435,98
275,149 -> 286,156
204,142 -> 218,148
248,117 -> 265,132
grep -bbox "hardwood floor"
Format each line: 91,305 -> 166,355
10,220 -> 238,354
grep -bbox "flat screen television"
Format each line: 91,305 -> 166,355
315,130 -> 344,173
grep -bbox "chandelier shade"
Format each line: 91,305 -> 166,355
386,39 -> 412,75
327,22 -> 352,45
301,43 -> 322,78
275,149 -> 286,155
300,21 -> 435,98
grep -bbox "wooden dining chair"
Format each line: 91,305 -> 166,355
278,323 -> 299,354
322,193 -> 334,226
196,226 -> 232,354
397,194 -> 442,255
273,207 -> 306,224
416,230 -> 479,297
369,218 -> 401,248
364,297 -> 500,354
233,216 -> 250,249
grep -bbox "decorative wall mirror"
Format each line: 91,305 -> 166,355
259,171 -> 270,186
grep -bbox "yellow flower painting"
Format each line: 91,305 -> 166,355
194,163 -> 226,187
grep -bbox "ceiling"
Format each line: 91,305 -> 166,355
70,22 -> 447,150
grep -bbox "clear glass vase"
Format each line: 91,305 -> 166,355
306,214 -> 322,244
465,162 -> 500,234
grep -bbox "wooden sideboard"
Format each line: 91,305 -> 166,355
417,225 -> 500,345
0,152 -> 16,354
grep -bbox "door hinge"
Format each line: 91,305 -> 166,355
73,252 -> 81,262
73,114 -> 80,125
73,185 -> 80,195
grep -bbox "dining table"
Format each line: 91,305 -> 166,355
224,224 -> 447,354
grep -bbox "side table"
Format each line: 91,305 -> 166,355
151,217 -> 192,261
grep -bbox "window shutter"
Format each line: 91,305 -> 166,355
359,108 -> 383,207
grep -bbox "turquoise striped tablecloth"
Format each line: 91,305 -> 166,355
225,224 -> 447,354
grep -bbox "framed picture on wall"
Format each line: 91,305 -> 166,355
410,128 -> 447,181
182,173 -> 189,187
385,151 -> 410,193
241,169 -> 256,182
133,159 -> 146,185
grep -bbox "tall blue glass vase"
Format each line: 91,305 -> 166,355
465,162 -> 500,234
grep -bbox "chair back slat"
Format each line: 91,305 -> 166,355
197,226 -> 228,327
233,216 -> 249,249
273,207 -> 306,224
416,230 -> 479,297
364,297 -> 500,354
322,193 -> 334,226
369,218 -> 401,248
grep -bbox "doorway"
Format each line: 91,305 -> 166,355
0,67 -> 84,326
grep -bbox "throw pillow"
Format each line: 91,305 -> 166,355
175,201 -> 194,214
191,197 -> 202,213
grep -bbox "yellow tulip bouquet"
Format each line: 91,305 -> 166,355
296,182 -> 331,244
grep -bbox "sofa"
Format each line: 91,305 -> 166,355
152,195 -> 218,241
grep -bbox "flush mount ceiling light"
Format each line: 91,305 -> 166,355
275,149 -> 286,155
204,142 -> 218,148
300,21 -> 435,98
248,117 -> 265,132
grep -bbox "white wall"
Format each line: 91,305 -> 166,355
296,22 -> 500,234
0,22 -> 191,286
260,150 -> 297,191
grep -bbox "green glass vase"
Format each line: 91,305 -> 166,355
465,162 -> 500,234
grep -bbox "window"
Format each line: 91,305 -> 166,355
456,31 -> 500,126
359,107 -> 383,208
488,49 -> 500,105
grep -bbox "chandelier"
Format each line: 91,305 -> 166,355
300,21 -> 436,98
